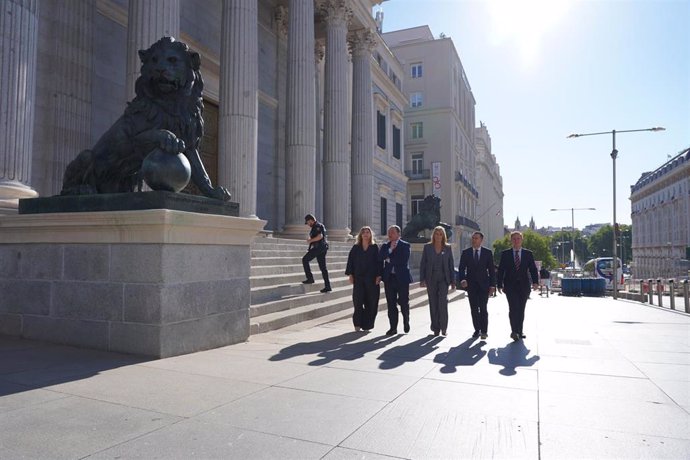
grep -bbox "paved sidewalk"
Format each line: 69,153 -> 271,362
1,294 -> 689,459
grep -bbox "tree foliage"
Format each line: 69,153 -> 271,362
492,230 -> 557,269
587,224 -> 632,263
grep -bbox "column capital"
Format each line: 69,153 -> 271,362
274,5 -> 288,39
316,0 -> 352,26
348,29 -> 378,56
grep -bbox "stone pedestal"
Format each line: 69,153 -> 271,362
0,210 -> 265,358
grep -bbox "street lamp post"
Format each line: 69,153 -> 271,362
550,207 -> 595,268
567,127 -> 665,299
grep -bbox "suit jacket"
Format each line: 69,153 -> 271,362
379,239 -> 413,284
419,243 -> 455,286
496,248 -> 539,294
458,246 -> 496,292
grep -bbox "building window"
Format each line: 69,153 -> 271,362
393,125 -> 401,159
410,92 -> 423,107
381,197 -> 388,235
411,122 -> 423,139
377,110 -> 386,149
411,153 -> 423,175
411,63 -> 423,78
396,203 -> 403,228
411,195 -> 424,216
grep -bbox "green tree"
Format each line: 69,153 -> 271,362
492,230 -> 557,269
550,230 -> 590,266
588,224 -> 632,264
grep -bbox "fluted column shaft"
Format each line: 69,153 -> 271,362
219,0 -> 258,218
126,0 -> 180,99
320,0 -> 351,239
283,0 -> 316,236
52,0 -> 94,195
349,31 -> 376,234
0,0 -> 39,213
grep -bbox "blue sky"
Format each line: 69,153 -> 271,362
380,0 -> 690,229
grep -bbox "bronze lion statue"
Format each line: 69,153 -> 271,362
402,195 -> 453,242
61,36 -> 230,201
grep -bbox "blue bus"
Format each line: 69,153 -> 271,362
583,257 -> 623,290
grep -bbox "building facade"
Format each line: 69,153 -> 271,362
382,25 -> 492,251
0,0 -> 408,241
474,122 -> 504,247
630,148 -> 690,279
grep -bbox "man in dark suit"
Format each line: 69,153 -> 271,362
458,231 -> 496,340
379,225 -> 413,336
496,231 -> 539,341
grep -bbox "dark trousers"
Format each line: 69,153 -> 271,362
302,246 -> 330,289
505,286 -> 529,334
352,279 -> 380,330
427,279 -> 449,333
468,288 -> 489,334
384,275 -> 409,330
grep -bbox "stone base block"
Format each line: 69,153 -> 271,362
0,209 -> 265,357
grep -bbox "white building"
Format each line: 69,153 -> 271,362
475,122 -> 504,247
630,147 -> 690,279
382,25 -> 493,251
1,0 -> 407,240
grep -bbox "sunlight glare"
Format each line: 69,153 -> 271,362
487,0 -> 571,68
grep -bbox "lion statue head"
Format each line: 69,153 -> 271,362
61,36 -> 230,201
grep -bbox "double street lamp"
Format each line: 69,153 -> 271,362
567,127 -> 665,299
550,207 -> 595,268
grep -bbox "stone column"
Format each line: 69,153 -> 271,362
349,30 -> 377,234
314,38 -> 325,220
50,0 -> 94,196
218,0 -> 258,218
319,0 -> 351,240
125,0 -> 180,99
282,0 -> 316,238
0,0 -> 39,213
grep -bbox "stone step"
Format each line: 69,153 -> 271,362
251,255 -> 349,267
250,274 -> 353,304
250,261 -> 348,280
251,281 -> 430,318
250,286 -> 465,335
252,237 -> 353,252
251,248 -> 351,258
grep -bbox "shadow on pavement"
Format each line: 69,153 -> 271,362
0,336 -> 149,397
376,335 -> 445,370
433,337 -> 487,373
268,331 -> 401,365
488,341 -> 540,376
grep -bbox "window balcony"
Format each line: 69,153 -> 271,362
455,215 -> 480,230
405,169 -> 430,180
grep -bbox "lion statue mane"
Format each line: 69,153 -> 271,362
61,36 -> 230,201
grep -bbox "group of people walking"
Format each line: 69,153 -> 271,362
302,213 -> 539,341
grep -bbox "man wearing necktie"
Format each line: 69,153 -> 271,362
379,225 -> 413,335
496,231 -> 539,341
458,231 -> 496,340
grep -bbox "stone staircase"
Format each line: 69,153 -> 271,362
249,236 -> 465,334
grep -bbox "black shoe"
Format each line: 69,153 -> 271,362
520,333 -> 526,339
480,333 -> 487,340
472,331 -> 480,338
510,332 -> 520,342
302,279 -> 314,284
385,329 -> 397,336
320,287 -> 332,293
403,323 -> 410,333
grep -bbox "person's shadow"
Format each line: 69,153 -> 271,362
268,331 -> 401,366
433,337 -> 487,373
488,341 -> 540,376
377,335 -> 445,370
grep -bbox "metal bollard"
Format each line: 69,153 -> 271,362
648,279 -> 654,305
668,279 -> 675,310
657,279 -> 663,307
640,279 -> 647,303
684,280 -> 689,314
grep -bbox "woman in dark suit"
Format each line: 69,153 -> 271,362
345,226 -> 382,332
419,226 -> 455,336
